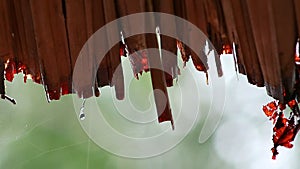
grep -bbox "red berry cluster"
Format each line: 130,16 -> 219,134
263,100 -> 300,160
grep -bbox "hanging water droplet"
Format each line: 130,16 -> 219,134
79,112 -> 85,120
155,26 -> 160,34
79,99 -> 86,120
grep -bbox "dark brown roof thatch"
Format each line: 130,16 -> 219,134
1,0 -> 300,130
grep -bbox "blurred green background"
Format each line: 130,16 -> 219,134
0,56 -> 299,169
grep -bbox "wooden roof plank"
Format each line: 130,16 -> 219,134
246,0 -> 296,102
270,0 -> 297,100
230,0 -> 264,86
153,0 -> 179,87
0,0 -> 14,59
103,0 -> 125,99
30,0 -> 71,100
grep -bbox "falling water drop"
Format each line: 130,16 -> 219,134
79,111 -> 85,120
232,42 -> 239,80
79,99 -> 86,120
